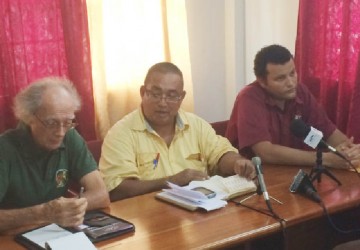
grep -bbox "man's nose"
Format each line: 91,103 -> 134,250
53,124 -> 68,136
286,76 -> 296,87
158,96 -> 168,105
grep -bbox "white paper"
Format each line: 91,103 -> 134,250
158,176 -> 256,211
167,182 -> 209,201
22,223 -> 72,249
45,232 -> 96,250
162,182 -> 227,210
157,191 -> 227,211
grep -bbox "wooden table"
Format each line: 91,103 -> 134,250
240,164 -> 360,250
1,165 -> 360,250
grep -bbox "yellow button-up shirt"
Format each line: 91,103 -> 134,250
99,108 -> 238,191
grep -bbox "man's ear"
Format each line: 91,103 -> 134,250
140,85 -> 145,97
182,90 -> 186,99
257,77 -> 267,88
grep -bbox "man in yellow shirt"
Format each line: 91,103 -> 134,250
100,62 -> 256,201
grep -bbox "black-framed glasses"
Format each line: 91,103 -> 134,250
144,89 -> 183,103
34,114 -> 78,130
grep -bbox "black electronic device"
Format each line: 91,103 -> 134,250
290,169 -> 321,203
191,187 -> 216,199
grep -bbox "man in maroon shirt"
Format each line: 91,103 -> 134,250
226,44 -> 360,168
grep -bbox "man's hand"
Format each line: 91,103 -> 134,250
339,138 -> 360,167
167,169 -> 208,186
323,152 -> 349,169
326,137 -> 360,169
233,159 -> 256,180
43,197 -> 88,227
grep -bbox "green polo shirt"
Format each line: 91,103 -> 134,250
0,123 -> 97,209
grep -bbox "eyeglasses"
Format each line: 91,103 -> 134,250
144,89 -> 183,103
34,114 -> 78,130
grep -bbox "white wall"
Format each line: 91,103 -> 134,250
186,0 -> 299,122
245,0 -> 300,85
185,0 -> 227,122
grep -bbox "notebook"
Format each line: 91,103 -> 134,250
15,211 -> 135,250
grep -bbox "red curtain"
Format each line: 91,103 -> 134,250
347,55 -> 360,142
0,0 -> 96,140
295,0 -> 360,142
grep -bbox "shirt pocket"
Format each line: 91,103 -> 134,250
136,152 -> 158,177
185,152 -> 207,172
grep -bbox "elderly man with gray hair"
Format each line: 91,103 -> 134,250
0,77 -> 109,233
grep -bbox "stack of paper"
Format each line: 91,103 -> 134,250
157,182 -> 227,211
156,175 -> 256,211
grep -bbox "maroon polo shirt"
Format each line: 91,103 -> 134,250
225,81 -> 336,158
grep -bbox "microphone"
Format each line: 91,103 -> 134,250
252,156 -> 273,212
290,118 -> 347,161
290,169 -> 321,203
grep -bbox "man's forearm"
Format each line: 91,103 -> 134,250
109,178 -> 168,201
254,143 -> 348,168
0,204 -> 46,232
83,189 -> 110,211
217,151 -> 242,176
253,142 -> 318,166
79,170 -> 111,210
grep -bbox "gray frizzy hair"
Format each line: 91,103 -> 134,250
13,77 -> 81,123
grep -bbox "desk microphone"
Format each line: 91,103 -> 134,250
252,157 -> 273,212
290,118 -> 347,161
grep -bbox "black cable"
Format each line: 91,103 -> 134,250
319,200 -> 360,234
327,156 -> 360,232
234,200 -> 274,217
234,199 -> 288,250
308,152 -> 360,231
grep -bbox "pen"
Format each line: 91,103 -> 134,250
153,153 -> 160,170
79,186 -> 84,198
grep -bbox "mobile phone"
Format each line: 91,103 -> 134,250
191,187 -> 216,199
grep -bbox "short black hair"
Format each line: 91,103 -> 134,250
254,44 -> 293,79
144,62 -> 183,86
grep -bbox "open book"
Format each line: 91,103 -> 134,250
156,175 -> 256,211
188,175 -> 257,200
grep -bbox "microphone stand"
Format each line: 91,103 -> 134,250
237,185 -> 283,210
309,148 -> 342,186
